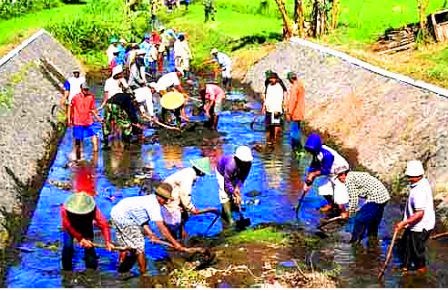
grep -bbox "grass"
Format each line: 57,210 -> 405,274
0,1 -> 89,56
227,226 -> 288,245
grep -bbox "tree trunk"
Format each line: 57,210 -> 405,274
330,0 -> 340,30
274,0 -> 294,39
312,0 -> 327,37
417,0 -> 430,37
294,0 -> 305,37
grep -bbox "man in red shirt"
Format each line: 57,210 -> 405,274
61,193 -> 112,271
68,83 -> 103,160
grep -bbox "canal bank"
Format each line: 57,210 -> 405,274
0,30 -> 83,284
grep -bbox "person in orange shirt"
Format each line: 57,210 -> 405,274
285,72 -> 305,153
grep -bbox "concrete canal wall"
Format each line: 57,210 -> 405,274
0,30 -> 82,245
243,38 -> 448,200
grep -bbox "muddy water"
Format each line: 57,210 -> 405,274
5,84 -> 448,287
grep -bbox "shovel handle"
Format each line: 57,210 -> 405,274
430,231 -> 448,240
378,229 -> 399,280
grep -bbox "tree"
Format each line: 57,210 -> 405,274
330,0 -> 340,30
294,0 -> 305,37
274,0 -> 294,39
417,0 -> 430,39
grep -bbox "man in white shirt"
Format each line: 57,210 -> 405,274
173,34 -> 192,77
110,183 -> 188,276
106,37 -> 120,64
395,160 -> 435,274
161,157 -> 216,239
262,72 -> 287,144
62,69 -> 86,108
210,48 -> 232,91
100,65 -> 130,110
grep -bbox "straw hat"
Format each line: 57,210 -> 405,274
64,193 -> 95,215
160,91 -> 185,110
154,183 -> 173,200
190,157 -> 212,175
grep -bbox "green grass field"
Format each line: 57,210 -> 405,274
0,1 -> 88,54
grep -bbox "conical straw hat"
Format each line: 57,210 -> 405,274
64,193 -> 95,215
160,92 -> 185,110
190,157 -> 212,175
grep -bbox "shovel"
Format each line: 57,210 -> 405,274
317,216 -> 346,230
235,204 -> 251,230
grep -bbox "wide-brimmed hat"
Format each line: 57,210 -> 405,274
190,157 -> 212,175
112,65 -> 123,77
405,160 -> 425,177
210,48 -> 218,55
160,91 -> 185,110
235,146 -> 253,162
64,193 -> 95,215
154,183 -> 173,200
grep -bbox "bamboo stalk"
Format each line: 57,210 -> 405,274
378,229 -> 399,279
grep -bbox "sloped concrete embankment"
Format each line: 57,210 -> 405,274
243,40 -> 448,201
0,30 -> 82,250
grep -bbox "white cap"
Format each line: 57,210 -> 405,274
112,65 -> 123,77
235,146 -> 253,162
405,160 -> 425,177
334,164 -> 350,175
210,48 -> 218,55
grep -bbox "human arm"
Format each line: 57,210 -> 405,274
395,210 -> 424,231
179,181 -> 196,213
99,91 -> 109,110
61,207 -> 85,243
142,224 -> 159,242
155,221 -> 185,251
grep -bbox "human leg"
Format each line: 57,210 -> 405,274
62,231 -> 75,271
84,246 -> 98,270
216,169 -> 233,225
367,202 -> 387,239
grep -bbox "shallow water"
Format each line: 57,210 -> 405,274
6,83 -> 448,287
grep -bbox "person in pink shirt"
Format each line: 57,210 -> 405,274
199,83 -> 226,130
68,83 -> 103,160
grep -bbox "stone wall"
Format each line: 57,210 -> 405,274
243,40 -> 448,197
0,30 -> 82,236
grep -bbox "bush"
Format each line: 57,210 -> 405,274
0,0 -> 61,20
47,0 -> 150,66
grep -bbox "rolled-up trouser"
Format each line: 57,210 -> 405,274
216,169 -> 231,204
399,228 -> 432,270
350,201 -> 387,242
110,218 -> 145,254
289,121 -> 302,149
314,175 -> 349,205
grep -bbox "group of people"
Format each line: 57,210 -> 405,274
60,20 -> 437,279
61,145 -> 254,277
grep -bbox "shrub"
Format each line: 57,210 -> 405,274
0,0 -> 61,20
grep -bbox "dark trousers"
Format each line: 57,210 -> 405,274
350,202 -> 387,243
399,228 -> 431,270
62,231 -> 97,271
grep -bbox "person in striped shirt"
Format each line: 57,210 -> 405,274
335,168 -> 390,244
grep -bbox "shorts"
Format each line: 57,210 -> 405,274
265,112 -> 283,127
73,125 -> 96,141
111,218 -> 145,254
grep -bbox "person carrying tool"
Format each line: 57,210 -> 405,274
60,193 -> 112,272
216,146 -> 253,226
161,157 -> 218,239
334,167 -> 390,244
303,133 -> 349,215
395,160 -> 435,274
110,183 -> 189,277
199,82 -> 226,130
155,70 -> 189,124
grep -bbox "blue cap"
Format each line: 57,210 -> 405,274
304,133 -> 322,153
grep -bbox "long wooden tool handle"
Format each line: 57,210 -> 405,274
378,229 -> 399,279
430,231 -> 448,240
295,190 -> 307,215
318,216 -> 345,229
92,243 -> 129,251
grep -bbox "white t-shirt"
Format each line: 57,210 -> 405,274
110,194 -> 163,226
163,167 -> 197,213
215,52 -> 231,69
322,145 -> 350,176
106,44 -> 118,63
404,177 -> 435,232
104,77 -> 124,99
264,83 -> 284,113
67,76 -> 86,103
156,72 -> 180,91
